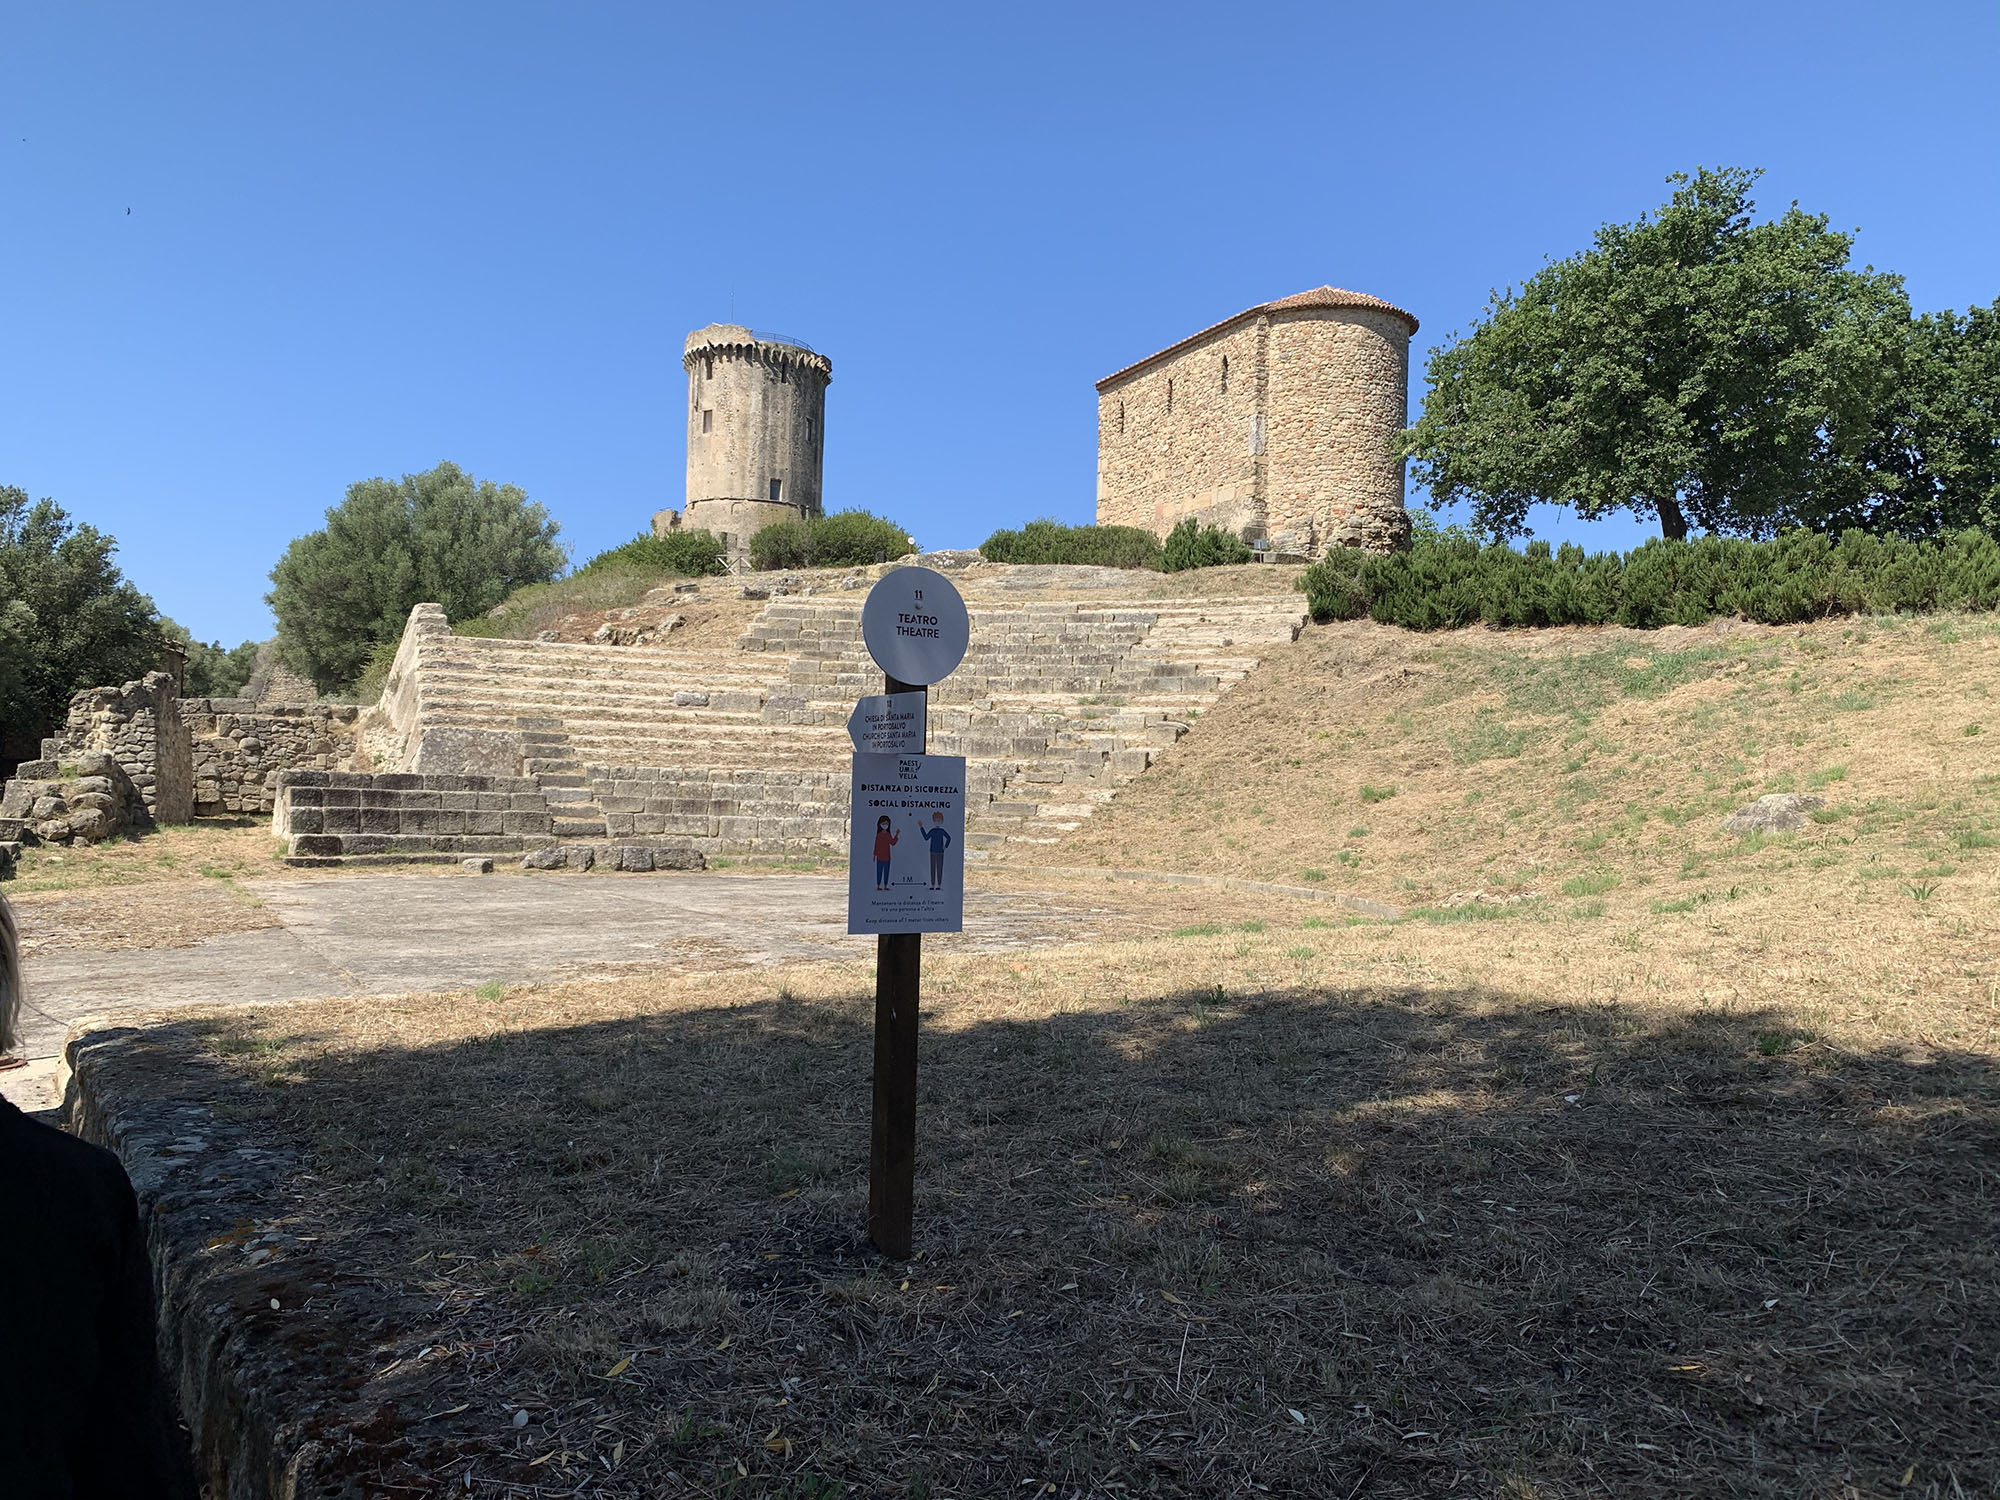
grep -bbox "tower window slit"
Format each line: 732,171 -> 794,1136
769,478 -> 783,503
701,409 -> 713,433
1221,355 -> 1229,394
1166,378 -> 1173,414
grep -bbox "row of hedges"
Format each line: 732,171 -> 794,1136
580,530 -> 730,577
980,519 -> 1165,568
979,517 -> 1255,572
1300,524 -> 2000,629
749,510 -> 913,571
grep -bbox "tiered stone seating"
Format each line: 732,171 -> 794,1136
295,575 -> 1305,863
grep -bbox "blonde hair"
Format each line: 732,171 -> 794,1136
0,891 -> 19,1057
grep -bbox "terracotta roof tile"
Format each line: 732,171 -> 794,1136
1096,286 -> 1419,391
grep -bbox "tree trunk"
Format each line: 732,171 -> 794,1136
1653,495 -> 1689,541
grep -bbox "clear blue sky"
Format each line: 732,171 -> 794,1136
4,1 -> 1995,645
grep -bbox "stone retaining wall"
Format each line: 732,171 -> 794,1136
182,700 -> 359,817
274,770 -> 554,866
588,765 -> 848,853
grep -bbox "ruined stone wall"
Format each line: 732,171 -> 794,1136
182,700 -> 359,817
60,672 -> 192,823
1095,305 -> 1411,557
1096,320 -> 1266,542
1263,308 -> 1412,554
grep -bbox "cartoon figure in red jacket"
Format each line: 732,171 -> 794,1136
872,815 -> 900,890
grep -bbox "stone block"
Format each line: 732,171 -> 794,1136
13,760 -> 57,779
291,834 -> 343,857
616,845 -> 655,872
286,809 -> 324,834
653,845 -> 705,871
519,846 -> 566,870
464,813 -> 505,836
503,812 -> 552,835
563,845 -> 596,871
462,856 -> 495,875
360,808 -> 399,834
414,727 -> 523,779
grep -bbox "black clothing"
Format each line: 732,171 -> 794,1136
0,1096 -> 197,1499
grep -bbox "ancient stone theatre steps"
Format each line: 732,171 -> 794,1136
320,576 -> 1306,863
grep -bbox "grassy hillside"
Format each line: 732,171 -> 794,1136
1060,612 -> 2000,910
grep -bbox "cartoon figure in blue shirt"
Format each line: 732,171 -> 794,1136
919,810 -> 952,890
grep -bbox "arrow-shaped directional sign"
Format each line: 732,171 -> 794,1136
846,691 -> 927,754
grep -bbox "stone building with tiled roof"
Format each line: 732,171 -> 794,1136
1095,286 -> 1419,558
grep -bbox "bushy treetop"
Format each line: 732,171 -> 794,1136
268,461 -> 562,692
1404,167 -> 1917,541
0,487 -> 168,764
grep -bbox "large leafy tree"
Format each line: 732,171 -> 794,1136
268,461 -> 563,692
1403,167 -> 1912,540
1858,300 -> 2000,537
0,487 -> 168,766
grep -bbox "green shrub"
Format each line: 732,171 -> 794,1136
1161,517 -> 1254,572
750,510 -> 913,571
1299,523 -> 2000,630
581,530 -> 728,577
979,519 -> 1163,569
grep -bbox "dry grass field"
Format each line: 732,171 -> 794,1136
112,608 -> 1999,1498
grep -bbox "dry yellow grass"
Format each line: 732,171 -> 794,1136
42,603 -> 2000,1495
170,852 -> 1999,1496
1053,610 -> 2000,946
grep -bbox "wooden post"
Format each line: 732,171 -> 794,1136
868,672 -> 924,1259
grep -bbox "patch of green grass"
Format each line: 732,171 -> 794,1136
1237,920 -> 1265,934
1346,826 -> 1369,839
1300,868 -> 1327,882
1407,900 -> 1523,923
474,981 -> 505,1001
1569,900 -> 1607,919
1966,723 -> 1984,737
1171,923 -> 1227,938
1284,946 -> 1314,959
1832,690 -> 1878,712
1561,871 -> 1621,898
1301,916 -> 1330,930
1448,713 -> 1529,765
1650,893 -> 1709,914
1955,829 -> 1999,850
1808,765 -> 1849,789
1358,785 -> 1398,804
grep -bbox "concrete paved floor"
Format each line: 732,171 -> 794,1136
2,872 -> 1130,1107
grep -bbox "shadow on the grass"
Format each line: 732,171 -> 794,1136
170,985 -> 1998,1499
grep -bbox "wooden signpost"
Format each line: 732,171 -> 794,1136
850,566 -> 970,1259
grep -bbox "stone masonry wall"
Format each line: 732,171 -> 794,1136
59,672 -> 193,823
588,765 -> 847,854
1264,307 -> 1412,554
274,770 -> 553,865
1097,303 -> 1411,558
182,700 -> 359,817
1096,320 -> 1265,543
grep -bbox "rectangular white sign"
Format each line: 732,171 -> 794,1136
847,753 -> 966,935
846,692 -> 927,754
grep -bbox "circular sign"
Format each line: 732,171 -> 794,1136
861,566 -> 970,685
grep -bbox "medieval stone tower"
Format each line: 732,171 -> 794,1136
653,323 -> 833,560
1094,286 -> 1418,558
